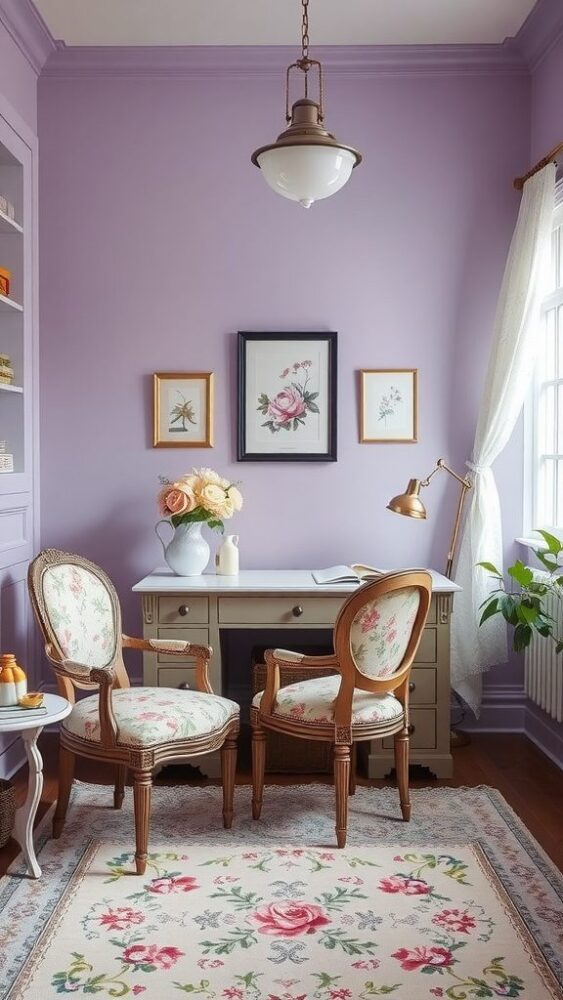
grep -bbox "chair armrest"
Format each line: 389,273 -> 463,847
122,635 -> 214,694
259,648 -> 339,715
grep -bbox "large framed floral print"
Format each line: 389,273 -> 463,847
237,332 -> 337,461
360,369 -> 418,443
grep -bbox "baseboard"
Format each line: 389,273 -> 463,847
525,701 -> 563,769
458,684 -> 527,732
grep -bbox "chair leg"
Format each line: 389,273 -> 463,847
114,765 -> 127,809
334,744 -> 351,849
394,727 -> 411,821
132,769 -> 152,875
53,746 -> 75,839
221,737 -> 237,829
251,721 -> 267,820
349,742 -> 357,796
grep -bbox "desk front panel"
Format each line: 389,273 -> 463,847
140,592 -> 453,778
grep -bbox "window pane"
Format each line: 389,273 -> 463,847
549,228 -> 558,292
539,383 -> 556,454
543,307 -> 556,378
539,458 -> 556,526
558,225 -> 563,290
557,461 -> 563,528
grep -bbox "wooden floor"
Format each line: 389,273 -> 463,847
1,732 -> 561,877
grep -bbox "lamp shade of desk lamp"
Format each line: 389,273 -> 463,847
387,479 -> 427,520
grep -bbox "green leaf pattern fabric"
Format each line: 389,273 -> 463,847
63,688 -> 239,747
253,675 -> 403,726
42,564 -> 116,668
350,588 -> 420,678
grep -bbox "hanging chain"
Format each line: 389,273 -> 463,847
301,0 -> 310,62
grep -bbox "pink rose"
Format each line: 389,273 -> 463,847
378,875 -> 431,895
361,607 -> 380,633
250,901 -> 331,937
392,946 -> 454,972
147,875 -> 199,894
122,944 -> 184,970
268,388 -> 306,425
98,907 -> 144,931
432,909 -> 476,934
157,485 -> 196,517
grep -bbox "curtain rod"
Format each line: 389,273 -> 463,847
513,140 -> 563,191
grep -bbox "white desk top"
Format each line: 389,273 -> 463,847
133,567 -> 461,595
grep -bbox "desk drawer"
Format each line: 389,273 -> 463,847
409,667 -> 437,705
156,626 -> 209,662
157,665 -> 196,689
158,597 -> 209,625
413,628 -> 437,664
382,708 -> 437,750
218,596 -> 345,625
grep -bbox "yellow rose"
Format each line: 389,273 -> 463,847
227,485 -> 243,511
199,483 -> 229,517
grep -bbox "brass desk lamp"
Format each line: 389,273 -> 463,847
387,458 -> 473,748
387,458 -> 472,580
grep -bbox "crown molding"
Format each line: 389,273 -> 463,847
0,0 -> 56,75
40,41 -> 527,80
514,0 -> 563,70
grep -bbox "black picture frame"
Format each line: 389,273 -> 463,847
237,332 -> 337,462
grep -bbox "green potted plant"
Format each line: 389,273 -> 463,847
478,530 -> 563,654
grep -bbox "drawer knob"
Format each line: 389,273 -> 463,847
292,605 -> 304,618
407,724 -> 415,735
409,681 -> 416,693
178,604 -> 190,617
178,681 -> 190,690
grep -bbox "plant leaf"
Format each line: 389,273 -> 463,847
479,599 -> 499,626
507,560 -> 534,588
513,622 -> 532,652
477,561 -> 503,577
536,529 -> 563,555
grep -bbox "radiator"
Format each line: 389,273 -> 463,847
524,587 -> 563,722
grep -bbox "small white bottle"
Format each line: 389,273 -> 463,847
216,534 -> 239,576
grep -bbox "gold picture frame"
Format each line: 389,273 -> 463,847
153,372 -> 214,448
360,369 -> 418,443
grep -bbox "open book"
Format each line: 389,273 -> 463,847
312,564 -> 386,585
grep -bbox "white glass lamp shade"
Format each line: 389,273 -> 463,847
256,144 -> 356,208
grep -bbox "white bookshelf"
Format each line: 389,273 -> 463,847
0,208 -> 22,235
0,292 -> 23,313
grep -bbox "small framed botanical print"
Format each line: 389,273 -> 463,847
360,369 -> 418,443
238,332 -> 337,461
153,372 -> 214,448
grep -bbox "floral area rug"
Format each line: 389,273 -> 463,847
5,841 -> 562,999
1,783 -> 562,999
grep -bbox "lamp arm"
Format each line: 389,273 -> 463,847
420,458 -> 472,578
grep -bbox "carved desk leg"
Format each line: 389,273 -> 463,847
13,727 -> 44,878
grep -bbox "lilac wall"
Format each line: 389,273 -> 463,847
0,18 -> 37,132
530,31 -> 563,157
37,67 -> 530,651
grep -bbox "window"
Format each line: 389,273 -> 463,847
527,180 -> 563,532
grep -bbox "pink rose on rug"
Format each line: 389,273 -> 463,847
268,388 -> 306,425
250,901 -> 331,937
392,946 -> 455,972
98,906 -> 144,931
122,944 -> 184,970
147,875 -> 199,894
132,989 -> 146,997
378,875 -> 431,895
432,908 -> 476,934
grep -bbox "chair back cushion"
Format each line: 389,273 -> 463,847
350,586 -> 421,679
42,563 -> 117,668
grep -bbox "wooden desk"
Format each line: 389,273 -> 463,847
133,569 -> 460,779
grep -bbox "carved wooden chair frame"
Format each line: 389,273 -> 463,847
28,548 -> 239,874
251,570 -> 432,848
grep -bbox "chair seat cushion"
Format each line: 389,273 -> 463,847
252,675 -> 403,728
63,687 -> 239,748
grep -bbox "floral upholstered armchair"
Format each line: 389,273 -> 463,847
251,570 -> 432,848
28,549 -> 239,874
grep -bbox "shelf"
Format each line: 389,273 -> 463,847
0,209 -> 22,235
0,382 -> 22,393
0,293 -> 22,313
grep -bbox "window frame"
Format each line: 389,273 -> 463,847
524,185 -> 563,536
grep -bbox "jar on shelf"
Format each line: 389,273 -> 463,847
0,653 -> 27,706
0,266 -> 11,297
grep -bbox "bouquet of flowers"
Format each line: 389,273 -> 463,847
158,467 -> 243,533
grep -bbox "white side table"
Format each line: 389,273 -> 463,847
0,693 -> 71,878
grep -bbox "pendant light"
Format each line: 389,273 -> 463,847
251,0 -> 362,208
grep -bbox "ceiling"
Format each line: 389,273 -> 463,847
33,0 -> 537,47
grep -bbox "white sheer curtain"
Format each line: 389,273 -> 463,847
451,164 -> 556,715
